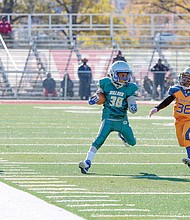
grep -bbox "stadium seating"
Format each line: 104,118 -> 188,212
1,13 -> 190,99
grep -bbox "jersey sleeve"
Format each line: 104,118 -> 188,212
96,78 -> 106,93
129,83 -> 138,96
97,78 -> 109,91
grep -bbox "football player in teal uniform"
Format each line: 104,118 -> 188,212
79,61 -> 138,174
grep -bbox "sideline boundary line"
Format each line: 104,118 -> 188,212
0,181 -> 83,220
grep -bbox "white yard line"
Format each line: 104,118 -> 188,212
92,214 -> 190,218
3,175 -> 190,179
3,162 -> 185,165
0,144 -> 178,147
0,182 -> 84,220
79,208 -> 150,212
0,152 -> 185,155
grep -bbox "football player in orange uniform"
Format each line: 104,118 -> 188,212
149,67 -> 190,168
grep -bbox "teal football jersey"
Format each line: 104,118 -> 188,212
98,77 -> 138,120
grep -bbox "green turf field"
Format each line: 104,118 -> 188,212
0,102 -> 190,219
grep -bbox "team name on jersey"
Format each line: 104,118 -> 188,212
178,98 -> 190,103
109,91 -> 124,96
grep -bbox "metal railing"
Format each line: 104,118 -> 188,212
1,13 -> 190,45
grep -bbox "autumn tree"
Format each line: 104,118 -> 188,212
123,0 -> 190,39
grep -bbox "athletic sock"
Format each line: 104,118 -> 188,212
186,146 -> 190,158
85,151 -> 96,162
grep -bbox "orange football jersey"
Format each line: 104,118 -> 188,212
169,85 -> 190,122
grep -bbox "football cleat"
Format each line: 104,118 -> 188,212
118,133 -> 130,147
79,160 -> 91,174
182,158 -> 190,168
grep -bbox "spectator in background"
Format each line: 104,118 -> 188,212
164,73 -> 175,94
151,59 -> 169,100
0,16 -> 12,38
112,50 -> 127,63
61,73 -> 74,97
143,76 -> 153,96
42,73 -> 57,97
78,58 -> 92,100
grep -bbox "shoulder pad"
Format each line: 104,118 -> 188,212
168,85 -> 181,96
98,77 -> 111,87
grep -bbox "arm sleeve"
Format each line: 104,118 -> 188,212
155,95 -> 175,111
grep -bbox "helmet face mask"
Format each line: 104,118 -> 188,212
117,72 -> 130,85
179,67 -> 190,89
110,61 -> 132,87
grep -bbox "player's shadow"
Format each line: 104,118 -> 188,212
0,170 -> 4,174
88,172 -> 190,182
132,172 -> 190,182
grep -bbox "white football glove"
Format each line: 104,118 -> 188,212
149,108 -> 158,117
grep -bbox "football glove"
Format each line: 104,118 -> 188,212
149,107 -> 158,117
127,96 -> 137,114
129,104 -> 137,114
88,93 -> 99,105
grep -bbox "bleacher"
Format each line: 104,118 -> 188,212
1,13 -> 190,100
0,47 -> 115,99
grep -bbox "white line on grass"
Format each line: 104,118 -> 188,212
19,184 -> 77,187
0,127 -> 173,131
0,182 -> 83,220
12,181 -> 67,184
0,144 -> 179,149
28,188 -> 87,191
3,177 -> 59,180
35,191 -> 190,195
0,136 -> 177,140
67,204 -> 127,207
1,169 -> 34,171
0,159 -> 8,162
1,163 -> 20,168
56,199 -> 120,203
2,172 -> 40,175
4,162 -> 185,165
33,106 -> 97,110
0,152 -> 185,155
3,175 -> 190,179
47,195 -> 109,198
79,208 -> 150,212
91,214 -> 190,218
